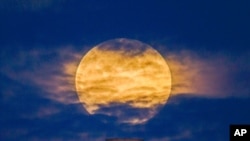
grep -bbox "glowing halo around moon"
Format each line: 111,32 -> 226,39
75,38 -> 171,124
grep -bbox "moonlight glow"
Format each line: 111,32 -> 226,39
75,38 -> 172,124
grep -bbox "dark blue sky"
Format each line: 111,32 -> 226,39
0,0 -> 250,140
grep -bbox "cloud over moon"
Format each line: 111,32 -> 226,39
75,39 -> 172,124
1,42 -> 249,122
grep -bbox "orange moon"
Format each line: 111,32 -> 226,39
75,38 -> 171,124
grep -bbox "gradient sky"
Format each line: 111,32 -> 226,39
0,0 -> 250,141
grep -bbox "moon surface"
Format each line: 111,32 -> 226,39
75,38 -> 171,124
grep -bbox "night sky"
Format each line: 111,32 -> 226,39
1,0 -> 250,141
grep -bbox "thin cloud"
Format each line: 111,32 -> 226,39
1,46 -> 248,109
27,133 -> 106,141
165,50 -> 249,98
0,47 -> 83,105
1,45 -> 249,126
148,130 -> 192,141
0,0 -> 66,11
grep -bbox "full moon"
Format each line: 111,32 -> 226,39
75,38 -> 171,124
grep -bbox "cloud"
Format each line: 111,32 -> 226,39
1,44 -> 249,112
147,96 -> 250,141
166,50 -> 227,97
1,43 -> 249,130
94,103 -> 158,125
148,130 -> 191,141
0,0 -> 66,11
164,50 -> 250,98
1,45 -> 249,104
0,47 -> 83,105
1,82 -> 249,141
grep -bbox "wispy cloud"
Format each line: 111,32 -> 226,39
165,50 -> 249,98
148,130 -> 192,141
1,45 -> 248,108
0,47 -> 83,105
0,0 -> 66,11
1,44 -> 249,129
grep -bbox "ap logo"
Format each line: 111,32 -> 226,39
230,125 -> 250,141
234,129 -> 247,136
